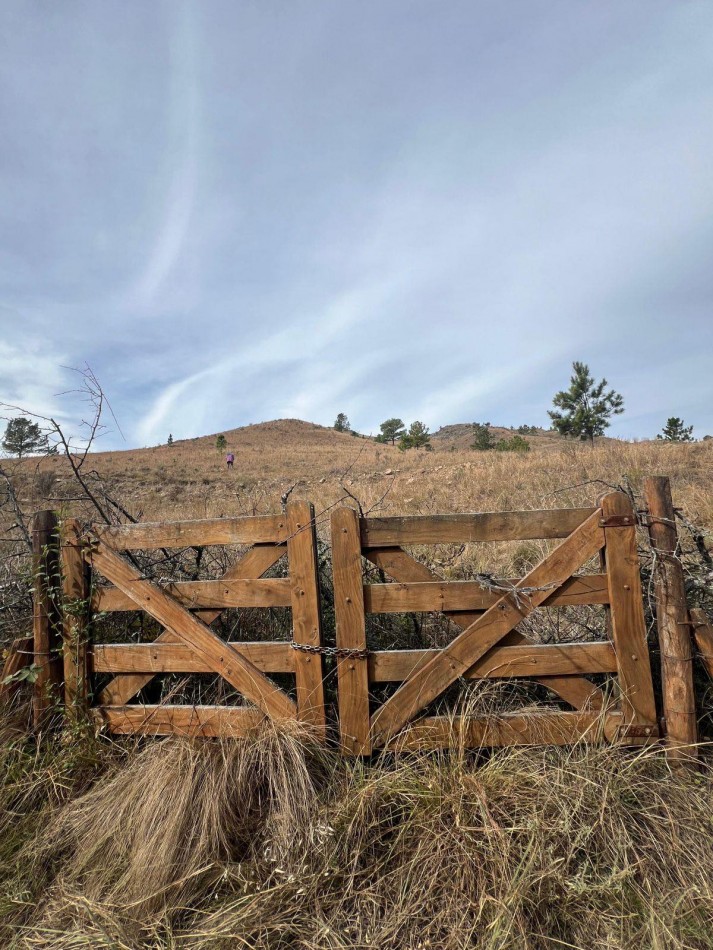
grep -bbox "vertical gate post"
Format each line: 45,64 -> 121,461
600,492 -> 658,737
332,506 -> 370,755
643,476 -> 698,762
286,501 -> 326,736
61,519 -> 91,724
32,510 -> 62,731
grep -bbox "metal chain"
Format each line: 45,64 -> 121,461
290,641 -> 369,659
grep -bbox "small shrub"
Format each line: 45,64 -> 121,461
495,435 -> 531,452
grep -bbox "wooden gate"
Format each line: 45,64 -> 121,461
332,492 -> 658,754
61,503 -> 325,737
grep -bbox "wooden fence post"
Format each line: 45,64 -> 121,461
580,495 -> 658,741
643,476 -> 698,762
332,507 -> 371,755
32,510 -> 62,731
286,501 -> 326,736
61,519 -> 91,723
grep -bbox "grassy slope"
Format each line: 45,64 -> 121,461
3,422 -> 713,948
16,418 -> 713,531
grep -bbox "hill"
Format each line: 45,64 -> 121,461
9,417 -> 713,534
431,423 -> 569,451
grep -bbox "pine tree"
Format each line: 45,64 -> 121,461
379,418 -> 406,445
167,433 -> 174,446
334,413 -> 350,432
2,417 -> 49,457
471,423 -> 496,451
656,417 -> 694,442
548,362 -> 624,445
399,420 -> 431,451
216,434 -> 227,453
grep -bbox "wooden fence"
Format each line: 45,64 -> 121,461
333,492 -> 658,754
61,502 -> 325,737
7,482 -> 711,757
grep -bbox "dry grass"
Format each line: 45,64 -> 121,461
2,715 -> 713,949
10,419 -> 713,531
3,422 -> 713,947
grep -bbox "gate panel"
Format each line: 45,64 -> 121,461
333,492 -> 658,753
63,504 -> 326,738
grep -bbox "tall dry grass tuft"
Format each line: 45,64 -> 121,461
3,718 -> 713,949
184,742 -> 713,950
10,721 -> 331,947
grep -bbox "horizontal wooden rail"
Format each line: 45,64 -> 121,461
91,704 -> 264,736
387,710 -> 627,750
93,578 -> 292,612
90,640 -> 615,681
92,517 -> 289,550
369,641 -> 617,681
361,508 -> 596,547
90,641 -> 294,674
364,573 -> 609,613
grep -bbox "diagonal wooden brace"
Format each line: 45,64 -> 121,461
369,508 -> 606,748
98,543 -> 285,705
365,547 -> 606,711
88,538 -> 296,720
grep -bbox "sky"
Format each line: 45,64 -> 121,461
1,0 -> 712,449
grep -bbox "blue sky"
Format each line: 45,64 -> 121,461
1,0 -> 712,448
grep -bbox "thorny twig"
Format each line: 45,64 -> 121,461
0,463 -> 32,552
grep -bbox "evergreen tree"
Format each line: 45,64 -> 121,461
2,417 -> 49,457
399,420 -> 430,451
548,362 -> 624,444
471,422 -> 496,451
379,418 -> 406,444
167,433 -> 174,445
216,434 -> 227,453
657,417 -> 694,442
334,413 -> 350,432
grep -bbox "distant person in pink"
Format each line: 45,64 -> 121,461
226,452 -> 234,469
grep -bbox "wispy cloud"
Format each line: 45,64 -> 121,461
0,1 -> 711,445
125,2 -> 201,313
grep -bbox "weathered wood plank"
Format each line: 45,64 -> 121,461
643,477 -> 697,760
601,492 -> 658,729
32,510 -> 62,731
369,509 -> 606,748
332,507 -> 371,755
364,574 -> 609,613
61,519 -> 91,723
369,641 -> 617,681
93,577 -> 292,612
365,546 -> 607,711
88,539 -> 296,720
97,543 -> 286,705
361,508 -> 596,547
287,502 -> 326,733
0,635 -> 33,704
691,608 -> 713,679
92,515 -> 288,550
90,641 -> 294,673
387,711 -> 628,751
92,704 -> 264,737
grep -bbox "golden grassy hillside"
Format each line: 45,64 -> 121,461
18,418 -> 713,535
